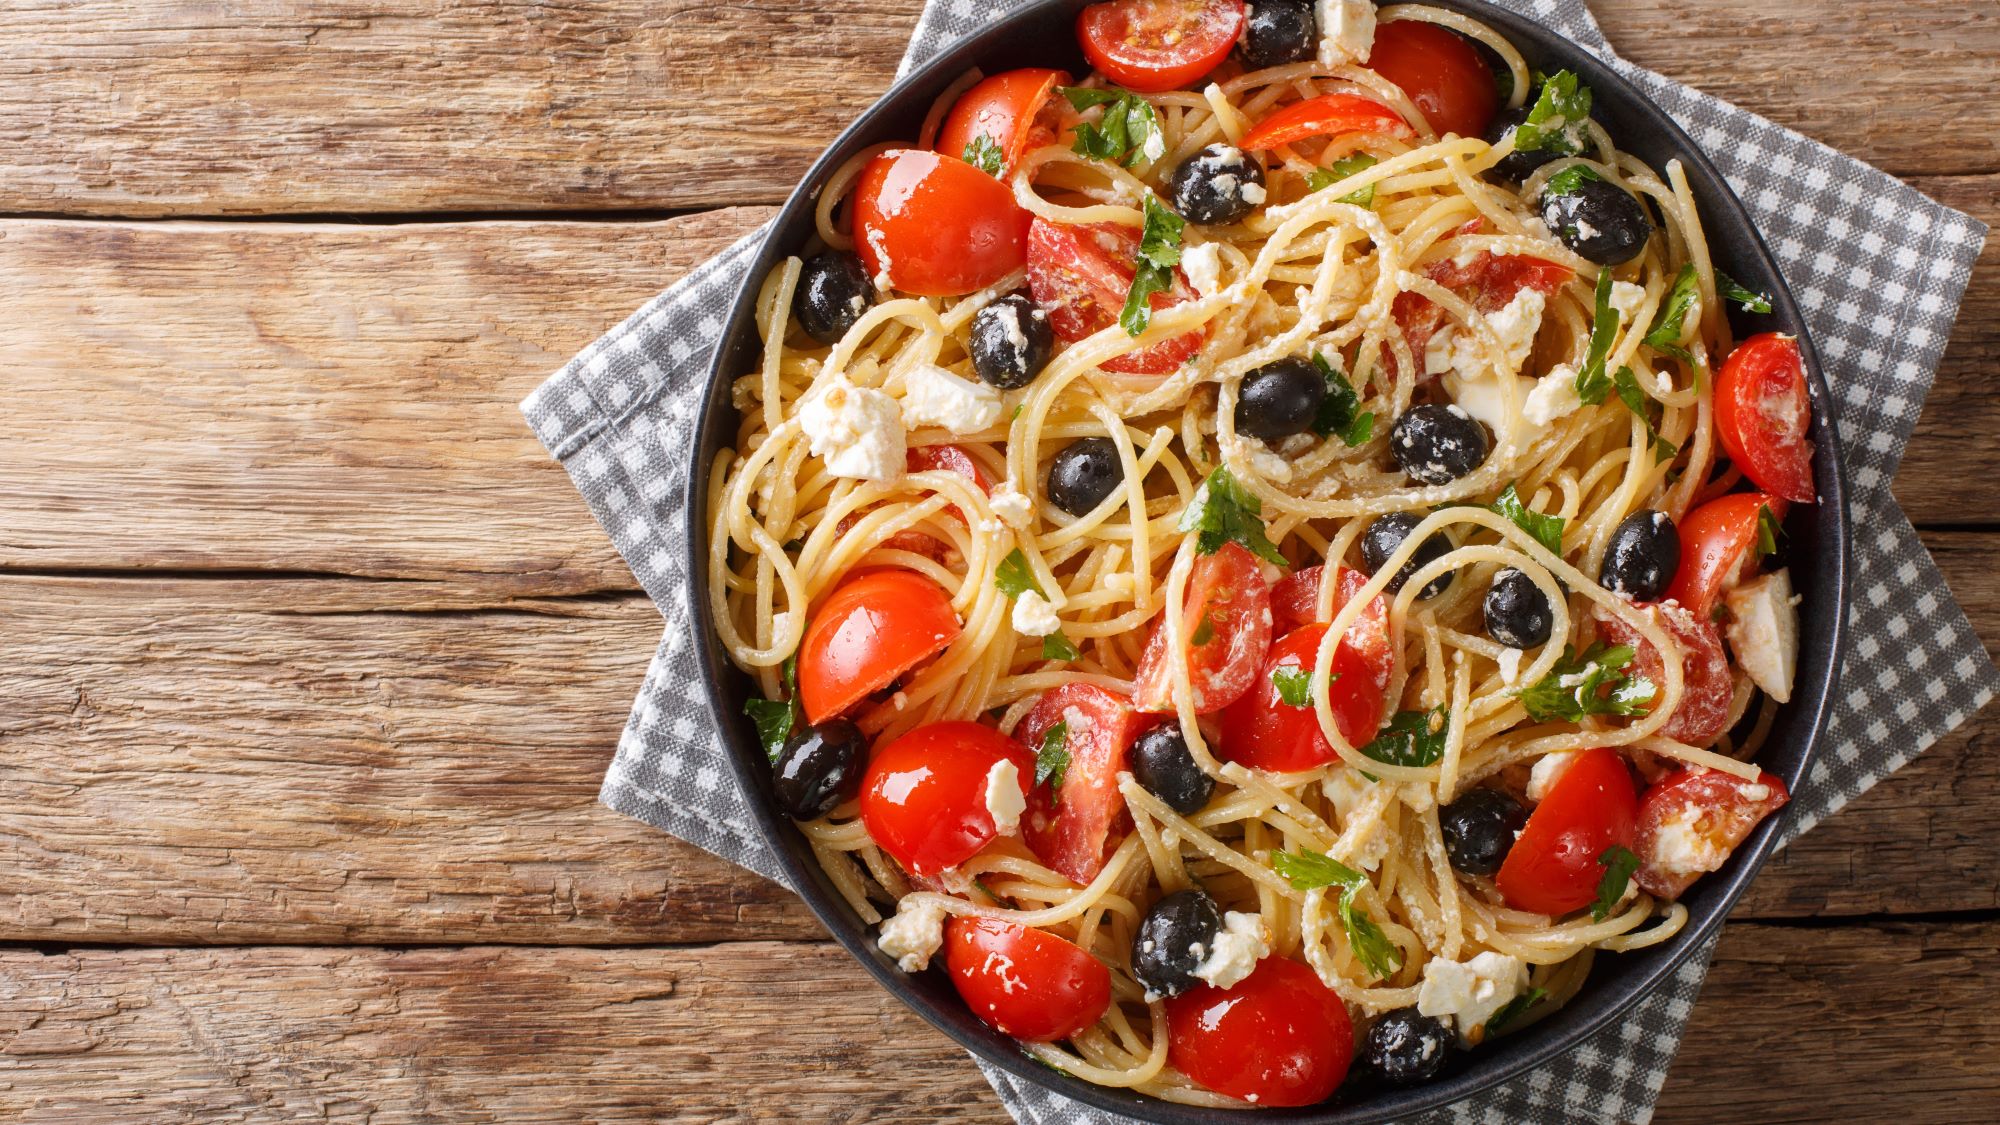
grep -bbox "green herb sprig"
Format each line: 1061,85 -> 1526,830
1063,86 -> 1163,168
1179,466 -> 1288,567
1270,848 -> 1402,980
743,654 -> 802,762
1489,482 -> 1565,555
1119,195 -> 1186,337
1358,706 -> 1450,768
1310,352 -> 1375,446
1516,642 -> 1657,722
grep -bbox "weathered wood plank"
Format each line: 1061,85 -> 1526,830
0,575 -> 814,945
1896,174 -> 2000,528
1,0 -> 1994,216
0,925 -> 1992,1123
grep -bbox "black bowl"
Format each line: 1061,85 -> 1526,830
687,3 -> 1851,1119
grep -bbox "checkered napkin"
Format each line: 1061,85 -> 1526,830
520,1 -> 1994,1119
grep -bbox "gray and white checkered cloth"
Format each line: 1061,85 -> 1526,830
520,2 -> 1995,1120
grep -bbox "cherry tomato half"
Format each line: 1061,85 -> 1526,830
1391,251 -> 1572,374
1666,492 -> 1780,618
1218,613 -> 1393,773
1239,93 -> 1415,151
1715,333 -> 1816,504
1019,684 -> 1147,884
1634,768 -> 1790,900
944,916 -> 1112,1042
1131,542 -> 1274,715
1166,957 -> 1354,1106
852,149 -> 1031,297
860,721 -> 1033,876
1594,601 -> 1734,747
1076,0 -> 1245,94
1025,218 -> 1205,375
1495,747 -> 1639,915
935,68 -> 1069,175
799,570 -> 960,724
1365,19 -> 1500,139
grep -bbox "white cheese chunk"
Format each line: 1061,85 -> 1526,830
1522,363 -> 1582,425
1451,288 -> 1548,376
1011,590 -> 1062,638
1445,368 -> 1533,435
1315,0 -> 1378,68
1724,567 -> 1800,704
1193,911 -> 1272,991
797,374 -> 906,482
1423,322 -> 1458,377
1650,805 -> 1729,877
1181,241 -> 1226,298
989,483 -> 1034,528
1526,750 -> 1577,803
1495,646 -> 1524,685
900,363 -> 1004,435
1610,280 -> 1647,324
877,896 -> 949,972
1417,952 -> 1530,1043
983,759 -> 1026,835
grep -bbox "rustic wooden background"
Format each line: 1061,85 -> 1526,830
2,1 -> 1995,1121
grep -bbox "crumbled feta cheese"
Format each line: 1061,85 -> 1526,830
1141,126 -> 1167,163
1011,590 -> 1062,637
866,225 -> 895,292
1241,181 -> 1266,205
798,373 -> 906,481
989,483 -> 1034,528
1061,705 -> 1094,742
877,897 -> 948,972
1573,216 -> 1601,241
1424,322 -> 1458,377
983,759 -> 1026,835
1193,911 -> 1271,990
1348,815 -> 1392,872
1181,241 -> 1226,298
1725,567 -> 1800,704
1229,435 -> 1293,483
1446,368 -> 1534,434
900,363 -> 1004,435
1526,750 -> 1577,803
1610,281 -> 1647,324
991,300 -> 1030,356
1452,288 -> 1548,376
1651,806 -> 1728,875
1316,0 -> 1377,67
1522,363 -> 1582,425
1325,767 -> 1379,821
1417,952 -> 1530,1043
1495,646 -> 1524,684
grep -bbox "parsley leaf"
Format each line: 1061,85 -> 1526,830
1543,163 -> 1601,196
1489,482 -> 1565,555
1036,721 -> 1072,790
1612,366 -> 1679,463
1306,153 -> 1380,207
962,133 -> 1004,177
1593,845 -> 1641,921
1516,642 -> 1658,722
1270,848 -> 1402,980
1178,466 -> 1288,567
1272,665 -> 1315,707
994,548 -> 1045,600
1120,195 -> 1186,337
1643,262 -> 1700,362
1512,70 -> 1592,155
1573,267 -> 1618,406
743,654 -> 802,762
1310,352 -> 1375,446
1757,504 -> 1783,556
1358,706 -> 1450,768
1043,631 -> 1082,662
1190,611 -> 1216,647
1062,86 -> 1163,168
1484,987 -> 1549,1036
1716,270 -> 1774,314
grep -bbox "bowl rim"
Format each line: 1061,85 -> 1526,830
683,3 -> 1852,1120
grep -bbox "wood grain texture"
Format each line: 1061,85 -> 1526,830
0,575 -> 813,945
2,1 -> 1996,216
1,926 -> 1993,1124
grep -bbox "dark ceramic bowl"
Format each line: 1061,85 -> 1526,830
687,3 -> 1851,1119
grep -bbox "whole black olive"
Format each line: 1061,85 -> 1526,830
1234,357 -> 1327,440
1600,509 -> 1680,601
1167,144 -> 1268,226
1539,174 -> 1653,266
1484,102 -> 1565,183
1131,889 -> 1223,999
1130,725 -> 1214,815
1364,1007 -> 1456,1085
1484,567 -> 1555,649
793,250 -> 874,344
1046,437 -> 1124,517
1360,512 -> 1455,600
969,294 -> 1054,390
1390,404 -> 1490,486
771,719 -> 868,821
1440,787 -> 1528,876
1239,0 -> 1317,69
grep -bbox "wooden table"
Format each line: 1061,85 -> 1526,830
1,2 -> 1994,1120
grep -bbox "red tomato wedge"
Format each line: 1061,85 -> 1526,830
1715,333 -> 1816,504
1076,0 -> 1245,93
860,721 -> 1033,876
1217,619 -> 1393,773
1365,19 -> 1500,139
1131,542 -> 1274,715
944,916 -> 1113,1041
1267,566 -> 1393,660
1391,251 -> 1573,374
935,68 -> 1069,175
1239,93 -> 1415,151
1166,957 -> 1354,1107
1025,218 -> 1205,375
799,570 -> 960,723
853,149 -> 1031,297
1593,601 -> 1734,747
1019,684 -> 1146,884
1633,768 -> 1790,899
1495,747 -> 1639,915
1666,492 -> 1781,617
